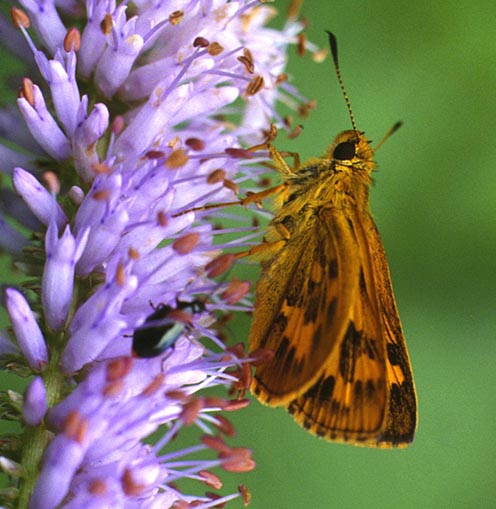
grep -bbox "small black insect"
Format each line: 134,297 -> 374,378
132,300 -> 205,358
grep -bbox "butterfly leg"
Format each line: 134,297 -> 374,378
171,182 -> 288,218
234,237 -> 287,261
234,220 -> 291,261
268,145 -> 300,176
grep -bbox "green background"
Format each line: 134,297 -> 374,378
231,1 -> 496,508
1,1 -> 495,508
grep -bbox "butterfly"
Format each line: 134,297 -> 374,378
248,32 -> 417,447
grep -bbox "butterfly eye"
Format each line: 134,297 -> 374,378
333,141 -> 356,160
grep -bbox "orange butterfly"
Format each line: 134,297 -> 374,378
248,32 -> 417,447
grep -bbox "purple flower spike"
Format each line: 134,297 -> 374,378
2,1 -> 312,507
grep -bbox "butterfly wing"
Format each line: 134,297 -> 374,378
249,206 -> 363,405
287,208 -> 416,446
365,218 -> 417,446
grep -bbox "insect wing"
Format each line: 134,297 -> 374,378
363,217 -> 417,446
286,209 -> 416,447
250,206 -> 362,405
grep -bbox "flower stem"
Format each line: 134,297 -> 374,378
18,338 -> 66,509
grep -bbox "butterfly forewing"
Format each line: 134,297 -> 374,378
364,218 -> 417,445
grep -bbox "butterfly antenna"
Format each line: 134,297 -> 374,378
326,31 -> 359,138
373,121 -> 403,153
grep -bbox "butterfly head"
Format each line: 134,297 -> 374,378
328,130 -> 374,170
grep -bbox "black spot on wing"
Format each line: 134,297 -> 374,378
354,380 -> 363,399
320,375 -> 336,400
272,335 -> 305,377
258,312 -> 288,348
304,295 -> 319,324
310,325 -> 321,352
273,312 -> 288,334
316,427 -> 327,438
359,267 -> 367,294
327,298 -> 337,320
339,321 -> 361,381
252,383 -> 263,397
363,337 -> 380,361
301,374 -> 336,404
307,278 -> 316,294
379,380 -> 417,445
283,191 -> 298,206
274,336 -> 290,363
387,340 -> 402,366
285,282 -> 303,307
330,398 -> 341,413
365,379 -> 376,401
345,321 -> 361,346
328,258 -> 338,278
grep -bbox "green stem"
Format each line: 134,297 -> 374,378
17,339 -> 67,509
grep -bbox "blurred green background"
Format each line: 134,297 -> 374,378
231,1 -> 496,508
1,1 -> 495,508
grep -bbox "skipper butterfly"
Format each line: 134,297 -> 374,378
248,32 -> 417,447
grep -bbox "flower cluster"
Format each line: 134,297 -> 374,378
0,1 -> 311,508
